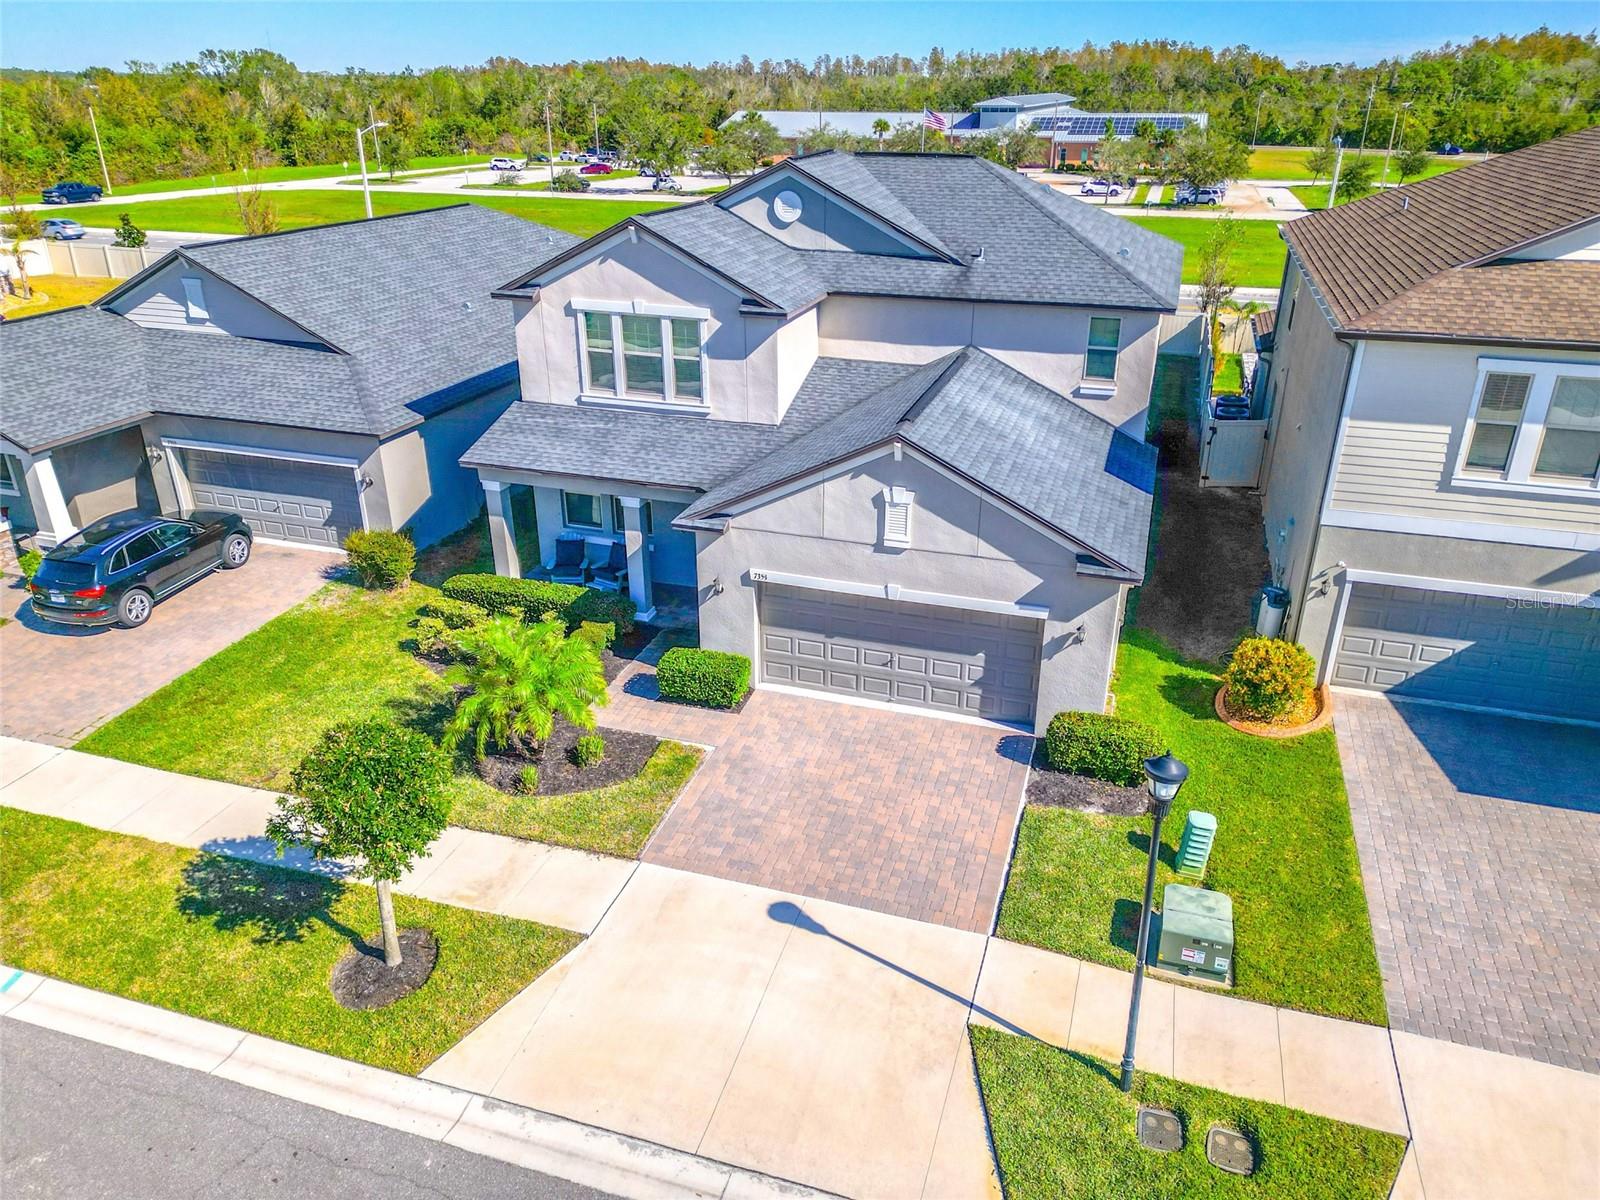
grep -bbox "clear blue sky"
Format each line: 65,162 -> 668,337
3,1 -> 1594,73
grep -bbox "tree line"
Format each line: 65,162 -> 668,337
1,28 -> 1594,187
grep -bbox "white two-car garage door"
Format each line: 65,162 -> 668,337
179,447 -> 363,549
1333,582 -> 1600,723
758,582 -> 1042,724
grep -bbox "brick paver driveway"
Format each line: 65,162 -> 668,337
1337,693 -> 1600,1073
604,654 -> 1032,933
1,545 -> 332,746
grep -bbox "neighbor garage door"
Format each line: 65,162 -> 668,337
1333,582 -> 1600,722
179,448 -> 362,548
758,582 -> 1041,724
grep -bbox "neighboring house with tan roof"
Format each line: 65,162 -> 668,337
1255,125 -> 1600,723
466,150 -> 1182,730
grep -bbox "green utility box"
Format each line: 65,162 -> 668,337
1177,811 -> 1218,879
1155,884 -> 1233,985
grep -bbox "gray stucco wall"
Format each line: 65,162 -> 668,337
52,427 -> 157,525
377,384 -> 519,547
692,451 -> 1126,729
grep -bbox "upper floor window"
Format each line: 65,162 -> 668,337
580,309 -> 706,405
1458,359 -> 1600,492
1086,317 -> 1121,381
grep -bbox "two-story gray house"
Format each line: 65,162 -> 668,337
464,151 -> 1182,732
1256,126 -> 1600,724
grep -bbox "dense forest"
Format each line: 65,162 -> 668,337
1,28 -> 1595,186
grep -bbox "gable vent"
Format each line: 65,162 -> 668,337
882,486 -> 914,548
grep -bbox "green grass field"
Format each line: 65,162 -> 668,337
996,631 -> 1386,1023
0,808 -> 578,1074
59,188 -> 677,238
1122,216 -> 1287,289
21,154 -> 488,202
973,1028 -> 1407,1200
1245,145 -> 1474,182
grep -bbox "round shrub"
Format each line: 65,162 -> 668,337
656,647 -> 751,709
571,734 -> 606,768
343,529 -> 415,590
550,171 -> 588,192
1043,711 -> 1164,786
569,588 -> 637,636
574,620 -> 615,650
17,549 -> 42,580
1224,636 -> 1317,721
518,764 -> 539,794
411,616 -> 454,658
417,596 -> 488,630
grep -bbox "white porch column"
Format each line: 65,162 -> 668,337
23,454 -> 75,548
482,479 -> 521,579
618,495 -> 655,622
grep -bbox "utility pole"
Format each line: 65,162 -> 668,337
356,119 -> 387,219
592,101 -> 600,159
1327,136 -> 1345,209
1357,82 -> 1376,154
1250,90 -> 1267,149
545,94 -> 557,186
1381,101 -> 1411,185
88,104 -> 112,196
369,103 -> 382,169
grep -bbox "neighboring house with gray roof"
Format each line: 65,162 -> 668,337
1,204 -> 576,551
464,150 -> 1177,730
1255,126 -> 1600,723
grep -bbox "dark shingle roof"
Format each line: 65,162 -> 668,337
1284,126 -> 1600,339
632,205 -> 826,313
1350,259 -> 1600,345
677,348 -> 1155,575
2,205 -> 579,452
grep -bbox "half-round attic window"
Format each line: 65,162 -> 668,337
772,189 -> 804,226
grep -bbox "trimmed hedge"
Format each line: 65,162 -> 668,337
343,529 -> 415,590
1225,636 -> 1318,721
417,597 -> 488,630
439,574 -> 636,635
656,647 -> 751,710
1043,711 -> 1164,786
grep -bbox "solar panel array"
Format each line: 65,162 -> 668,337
1032,114 -> 1195,136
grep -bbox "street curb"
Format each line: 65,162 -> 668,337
0,967 -> 842,1200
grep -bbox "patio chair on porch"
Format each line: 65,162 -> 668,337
548,534 -> 589,585
590,539 -> 629,593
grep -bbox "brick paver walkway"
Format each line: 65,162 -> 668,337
1336,693 -> 1600,1074
0,546 -> 332,745
604,655 -> 1032,933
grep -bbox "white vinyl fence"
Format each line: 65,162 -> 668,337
46,240 -> 164,278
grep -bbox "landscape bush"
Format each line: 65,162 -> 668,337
550,171 -> 588,192
656,647 -> 751,709
574,620 -> 615,649
518,764 -> 539,794
343,529 -> 415,589
17,549 -> 42,580
439,574 -> 635,635
1224,636 -> 1317,721
410,616 -> 455,658
571,734 -> 606,768
1043,711 -> 1164,786
417,596 -> 488,630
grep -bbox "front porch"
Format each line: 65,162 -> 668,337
478,473 -> 699,626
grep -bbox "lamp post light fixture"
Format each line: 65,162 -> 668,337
1326,135 -> 1345,210
356,119 -> 389,219
86,84 -> 112,196
1119,751 -> 1190,1093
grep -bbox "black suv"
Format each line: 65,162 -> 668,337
40,180 -> 104,204
29,510 -> 253,629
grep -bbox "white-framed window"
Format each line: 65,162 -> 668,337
562,490 -> 602,528
881,486 -> 914,548
1457,359 -> 1600,493
1085,316 -> 1121,381
579,309 -> 707,405
0,453 -> 20,496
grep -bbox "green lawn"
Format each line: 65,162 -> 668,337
1245,145 -> 1472,182
996,631 -> 1385,1024
21,154 -> 488,202
1122,216 -> 1287,289
60,189 -> 678,238
1213,353 -> 1244,393
76,580 -> 699,858
0,808 -> 578,1075
972,1028 -> 1407,1200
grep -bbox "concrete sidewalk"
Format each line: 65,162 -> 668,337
0,738 -> 633,935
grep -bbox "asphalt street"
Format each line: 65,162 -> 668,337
0,1020 -> 617,1200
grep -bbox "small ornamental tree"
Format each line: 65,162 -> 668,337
268,720 -> 452,968
443,614 -> 609,759
113,213 -> 147,248
1393,144 -> 1433,185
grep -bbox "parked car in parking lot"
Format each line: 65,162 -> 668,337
40,218 -> 86,240
579,162 -> 614,175
28,510 -> 253,629
41,181 -> 103,204
1175,181 -> 1229,206
489,157 -> 527,172
651,174 -> 681,191
1079,178 -> 1123,197
1440,142 -> 1465,155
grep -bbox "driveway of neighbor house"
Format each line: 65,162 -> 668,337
601,655 -> 1033,934
1336,693 -> 1600,1074
0,545 -> 333,746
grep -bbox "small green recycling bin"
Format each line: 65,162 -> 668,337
1155,884 -> 1233,985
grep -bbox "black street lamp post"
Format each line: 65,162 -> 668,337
1119,752 -> 1190,1093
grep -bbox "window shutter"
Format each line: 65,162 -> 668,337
882,487 -> 914,547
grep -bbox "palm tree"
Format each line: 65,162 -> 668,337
872,118 -> 890,150
4,206 -> 40,299
443,615 -> 609,759
1220,296 -> 1268,354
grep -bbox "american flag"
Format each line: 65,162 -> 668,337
922,108 -> 948,132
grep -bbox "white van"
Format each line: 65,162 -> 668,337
489,157 -> 526,172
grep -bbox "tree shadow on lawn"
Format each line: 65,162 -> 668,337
177,851 -> 364,948
1156,668 -> 1222,722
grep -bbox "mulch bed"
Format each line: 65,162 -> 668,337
474,716 -> 661,797
330,928 -> 438,1010
1026,744 -> 1151,816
